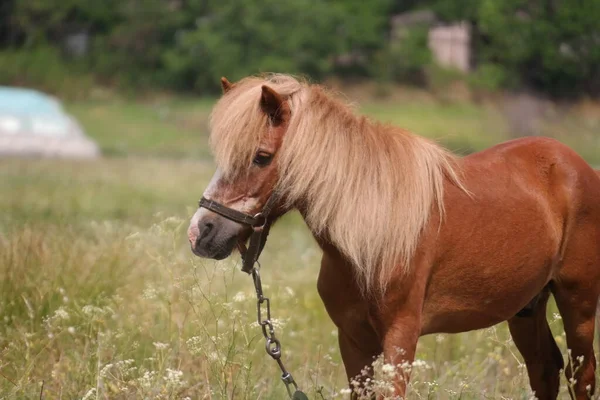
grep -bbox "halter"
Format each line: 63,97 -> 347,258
197,194 -> 309,400
198,193 -> 278,273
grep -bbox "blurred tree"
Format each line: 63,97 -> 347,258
430,0 -> 600,96
12,0 -> 119,46
163,0 -> 392,92
2,0 -> 599,97
0,0 -> 18,46
90,0 -> 185,87
162,0 -> 346,91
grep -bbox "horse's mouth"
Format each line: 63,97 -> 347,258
190,234 -> 237,260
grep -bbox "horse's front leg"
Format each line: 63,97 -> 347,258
338,327 -> 381,399
381,315 -> 421,398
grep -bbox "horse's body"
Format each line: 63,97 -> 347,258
318,137 -> 600,399
188,74 -> 600,399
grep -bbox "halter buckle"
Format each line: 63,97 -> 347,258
252,212 -> 267,231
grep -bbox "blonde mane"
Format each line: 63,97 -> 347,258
210,74 -> 464,294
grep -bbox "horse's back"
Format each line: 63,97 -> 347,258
464,136 -> 600,245
465,136 -> 600,210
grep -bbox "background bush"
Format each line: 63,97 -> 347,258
1,0 -> 600,97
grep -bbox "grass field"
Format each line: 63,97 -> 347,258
1,90 -> 599,399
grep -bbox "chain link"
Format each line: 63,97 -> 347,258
250,264 -> 302,398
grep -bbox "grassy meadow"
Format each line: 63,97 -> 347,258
1,89 -> 599,399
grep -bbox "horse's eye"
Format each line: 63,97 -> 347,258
253,151 -> 273,167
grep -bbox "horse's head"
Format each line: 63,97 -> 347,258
188,77 -> 292,260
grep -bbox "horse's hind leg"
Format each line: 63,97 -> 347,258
508,288 -> 563,400
552,282 -> 598,399
552,223 -> 600,399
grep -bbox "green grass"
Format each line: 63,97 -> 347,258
1,92 -> 599,399
66,92 -> 600,164
360,101 -> 509,155
66,97 -> 215,159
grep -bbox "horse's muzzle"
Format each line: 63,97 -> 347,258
188,208 -> 242,260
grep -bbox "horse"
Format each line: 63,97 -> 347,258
187,74 -> 600,399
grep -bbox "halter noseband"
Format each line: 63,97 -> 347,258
198,194 -> 278,273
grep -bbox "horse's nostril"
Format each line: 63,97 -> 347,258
199,221 -> 214,241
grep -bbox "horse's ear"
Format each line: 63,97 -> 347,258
260,85 -> 285,123
220,77 -> 233,93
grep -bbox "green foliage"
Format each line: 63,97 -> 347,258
424,63 -> 465,93
385,27 -> 432,85
163,0 -> 393,92
12,0 -> 120,46
0,46 -> 93,98
467,62 -> 509,92
2,0 -> 600,97
163,0 -> 346,92
431,0 -> 481,22
2,0 -> 392,93
433,0 -> 600,96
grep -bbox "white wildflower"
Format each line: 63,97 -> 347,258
164,368 -> 186,389
153,342 -> 169,350
382,363 -> 396,377
82,305 -> 105,316
186,336 -> 203,355
67,326 -> 75,334
54,307 -> 70,321
142,286 -> 158,300
163,216 -> 183,225
81,388 -> 96,400
100,363 -> 114,378
138,371 -> 157,389
233,291 -> 247,302
412,359 -> 429,369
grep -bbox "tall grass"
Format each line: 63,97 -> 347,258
1,158 -> 597,399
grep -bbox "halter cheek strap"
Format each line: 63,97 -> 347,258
198,193 -> 278,273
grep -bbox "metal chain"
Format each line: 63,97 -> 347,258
250,263 -> 305,399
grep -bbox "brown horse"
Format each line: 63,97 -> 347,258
188,74 -> 600,399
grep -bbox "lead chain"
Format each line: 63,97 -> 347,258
251,265 -> 302,399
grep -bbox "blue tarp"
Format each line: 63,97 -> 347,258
0,86 -> 100,158
0,86 -> 63,116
